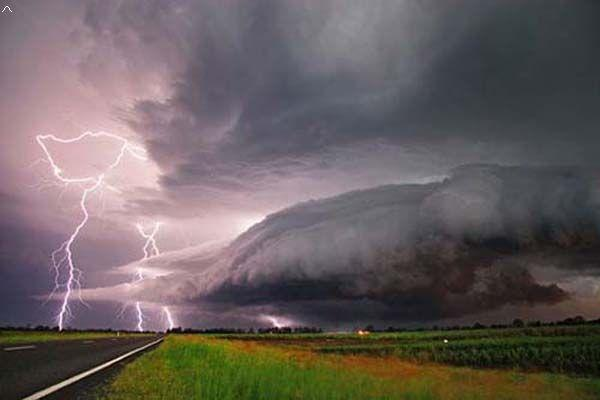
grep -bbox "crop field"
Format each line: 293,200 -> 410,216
228,325 -> 600,376
100,326 -> 600,400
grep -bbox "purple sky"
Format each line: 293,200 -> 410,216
1,0 -> 600,330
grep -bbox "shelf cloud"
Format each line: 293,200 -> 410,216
81,165 -> 600,326
2,1 -> 600,328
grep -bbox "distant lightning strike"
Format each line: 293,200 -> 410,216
132,222 -> 161,332
261,314 -> 295,329
36,132 -> 146,331
132,269 -> 145,332
265,315 -> 283,328
135,301 -> 144,332
133,222 -> 176,332
163,306 -> 175,331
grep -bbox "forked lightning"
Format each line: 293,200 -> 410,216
36,132 -> 146,330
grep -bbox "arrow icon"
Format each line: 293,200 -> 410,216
2,5 -> 12,13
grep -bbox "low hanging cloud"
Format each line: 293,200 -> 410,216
82,165 -> 600,326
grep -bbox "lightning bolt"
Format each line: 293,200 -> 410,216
163,306 -> 175,331
261,314 -> 294,329
133,222 -> 176,332
135,222 -> 177,331
132,222 -> 160,332
35,132 -> 146,330
135,301 -> 144,332
132,269 -> 145,332
265,315 -> 283,328
136,222 -> 161,259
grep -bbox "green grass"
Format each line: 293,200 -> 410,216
100,336 -> 410,400
0,330 -> 151,345
100,335 -> 600,400
221,325 -> 600,376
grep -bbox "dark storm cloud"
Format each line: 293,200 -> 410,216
4,0 -> 600,329
413,1 -> 600,145
77,1 -> 472,201
79,0 -> 600,213
99,165 -> 600,326
0,200 -> 69,326
123,0 -> 479,190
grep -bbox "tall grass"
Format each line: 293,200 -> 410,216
101,336 -> 600,400
101,336 -> 438,400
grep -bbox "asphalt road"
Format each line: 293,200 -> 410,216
0,335 -> 162,400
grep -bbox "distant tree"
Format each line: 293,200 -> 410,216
512,318 -> 524,328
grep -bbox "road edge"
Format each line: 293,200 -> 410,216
22,337 -> 164,400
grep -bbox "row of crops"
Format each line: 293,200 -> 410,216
317,330 -> 600,375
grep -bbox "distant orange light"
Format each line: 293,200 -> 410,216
357,330 -> 370,336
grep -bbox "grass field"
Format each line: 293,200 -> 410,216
228,325 -> 600,376
0,330 -> 151,345
100,330 -> 600,400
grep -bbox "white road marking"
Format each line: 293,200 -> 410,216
22,337 -> 164,400
82,340 -> 95,344
3,345 -> 36,352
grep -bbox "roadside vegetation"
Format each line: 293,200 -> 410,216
0,329 -> 152,345
100,334 -> 600,400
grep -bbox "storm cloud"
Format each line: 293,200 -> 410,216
61,0 -> 599,217
2,1 -> 600,328
81,165 -> 600,326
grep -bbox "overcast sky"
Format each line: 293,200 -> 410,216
1,0 -> 600,330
